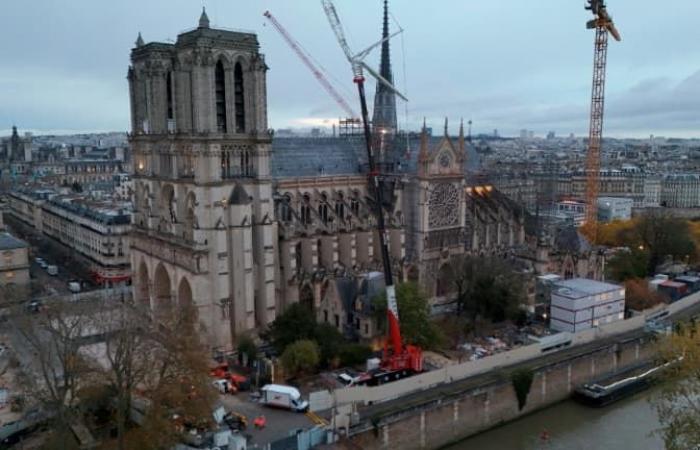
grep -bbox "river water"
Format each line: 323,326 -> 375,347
449,388 -> 664,450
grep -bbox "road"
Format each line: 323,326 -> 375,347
217,393 -> 317,448
357,299 -> 700,421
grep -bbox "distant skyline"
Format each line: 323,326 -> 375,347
1,0 -> 700,138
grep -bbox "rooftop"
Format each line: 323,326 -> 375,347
553,278 -> 622,300
0,233 -> 28,251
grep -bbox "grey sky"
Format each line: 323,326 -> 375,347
1,0 -> 699,138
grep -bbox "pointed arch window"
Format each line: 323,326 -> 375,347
215,61 -> 227,133
234,62 -> 245,133
166,71 -> 174,121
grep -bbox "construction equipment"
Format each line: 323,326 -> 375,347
583,0 -> 621,242
263,10 -> 358,119
322,0 -> 422,378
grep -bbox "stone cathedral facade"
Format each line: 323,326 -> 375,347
129,9 -> 527,353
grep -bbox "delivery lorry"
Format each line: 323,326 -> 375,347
259,384 -> 309,412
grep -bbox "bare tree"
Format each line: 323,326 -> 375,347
92,301 -> 216,450
12,300 -> 99,449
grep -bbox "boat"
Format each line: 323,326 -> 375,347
573,359 -> 676,407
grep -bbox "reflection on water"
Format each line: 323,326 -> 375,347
449,388 -> 663,450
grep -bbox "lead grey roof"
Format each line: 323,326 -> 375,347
270,135 -> 482,179
0,233 -> 28,250
553,278 -> 622,299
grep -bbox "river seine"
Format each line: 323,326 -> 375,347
449,388 -> 663,450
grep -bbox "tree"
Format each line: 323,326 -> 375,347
90,302 -> 159,450
264,302 -> 317,353
607,248 -> 650,281
445,256 -> 525,323
236,334 -> 258,367
339,343 -> 373,367
13,301 -> 99,450
636,211 -> 695,273
313,323 -> 346,368
280,340 -> 320,377
652,324 -> 700,449
373,282 -> 443,349
623,278 -> 666,312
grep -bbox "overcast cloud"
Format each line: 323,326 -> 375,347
1,0 -> 699,138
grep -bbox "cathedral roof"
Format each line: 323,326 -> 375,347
270,135 -> 482,179
554,225 -> 591,254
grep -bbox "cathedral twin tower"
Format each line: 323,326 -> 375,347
128,9 -> 277,351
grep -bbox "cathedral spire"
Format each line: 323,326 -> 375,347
418,118 -> 429,162
458,118 -> 466,158
135,32 -> 144,48
199,7 -> 210,29
444,117 -> 449,137
372,0 -> 397,134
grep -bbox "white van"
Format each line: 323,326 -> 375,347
260,384 -> 309,412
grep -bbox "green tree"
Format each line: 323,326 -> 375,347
280,340 -> 320,377
373,282 -> 443,349
652,324 -> 700,449
446,256 -> 525,323
339,343 -> 373,367
314,323 -> 346,368
606,247 -> 650,281
636,212 -> 695,273
265,303 -> 317,353
236,334 -> 258,367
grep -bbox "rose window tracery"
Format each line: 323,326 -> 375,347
428,183 -> 459,228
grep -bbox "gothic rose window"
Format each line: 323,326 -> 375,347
428,183 -> 459,228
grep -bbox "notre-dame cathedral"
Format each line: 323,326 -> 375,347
129,5 -> 526,353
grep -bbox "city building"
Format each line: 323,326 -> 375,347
597,197 -> 633,222
661,174 -> 700,208
550,278 -> 625,333
7,186 -> 132,287
41,195 -> 131,287
0,232 -> 30,289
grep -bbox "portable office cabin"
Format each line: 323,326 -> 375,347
658,280 -> 687,302
674,276 -> 700,293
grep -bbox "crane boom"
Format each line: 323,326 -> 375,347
264,11 -> 357,119
583,0 -> 620,243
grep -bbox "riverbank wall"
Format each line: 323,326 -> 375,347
324,293 -> 700,450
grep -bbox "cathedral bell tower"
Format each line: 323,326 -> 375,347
128,9 -> 278,353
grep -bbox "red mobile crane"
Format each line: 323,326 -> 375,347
263,10 -> 358,120
321,0 -> 422,381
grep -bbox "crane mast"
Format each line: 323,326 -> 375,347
263,11 -> 357,119
583,0 -> 621,242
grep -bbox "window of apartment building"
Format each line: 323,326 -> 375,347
334,314 -> 339,328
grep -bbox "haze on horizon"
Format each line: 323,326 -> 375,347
1,0 -> 699,138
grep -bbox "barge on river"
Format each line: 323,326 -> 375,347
573,359 -> 676,407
